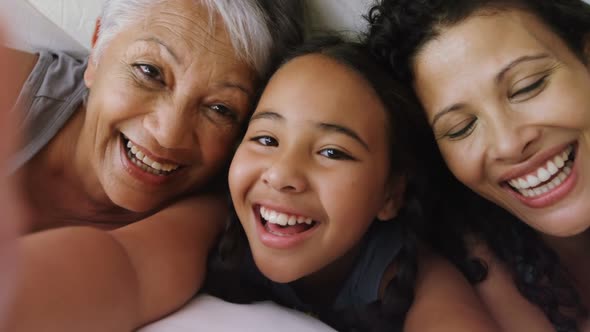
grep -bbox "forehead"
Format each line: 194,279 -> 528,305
131,0 -> 236,60
413,9 -> 574,108
257,54 -> 387,128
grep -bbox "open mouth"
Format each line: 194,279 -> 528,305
506,143 -> 576,198
121,134 -> 182,176
258,205 -> 318,236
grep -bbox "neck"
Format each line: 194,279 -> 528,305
292,242 -> 363,308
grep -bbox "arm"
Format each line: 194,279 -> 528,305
4,194 -> 227,332
0,46 -> 38,109
403,249 -> 501,332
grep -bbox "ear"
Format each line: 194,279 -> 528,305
85,18 -> 102,89
377,176 -> 406,222
91,18 -> 101,48
83,57 -> 97,88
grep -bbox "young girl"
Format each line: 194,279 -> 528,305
206,38 -> 499,332
366,0 -> 590,330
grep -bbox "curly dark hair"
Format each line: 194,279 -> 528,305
205,36 -> 433,332
365,0 -> 590,331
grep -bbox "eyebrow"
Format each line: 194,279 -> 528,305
250,111 -> 370,151
137,37 -> 252,97
431,53 -> 551,127
495,53 -> 551,84
317,123 -> 370,151
137,37 -> 181,64
216,82 -> 253,99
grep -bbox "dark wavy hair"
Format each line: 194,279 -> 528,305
205,36 -> 433,332
365,0 -> 590,331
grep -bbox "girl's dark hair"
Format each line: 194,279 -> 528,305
365,1 -> 590,331
206,36 -> 432,332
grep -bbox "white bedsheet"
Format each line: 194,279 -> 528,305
139,295 -> 335,332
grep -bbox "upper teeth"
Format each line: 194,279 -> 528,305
126,141 -> 180,172
260,206 -> 313,226
508,145 -> 572,190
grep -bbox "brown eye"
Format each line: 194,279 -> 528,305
134,63 -> 164,83
252,136 -> 277,147
445,118 -> 477,140
509,75 -> 547,101
319,148 -> 354,160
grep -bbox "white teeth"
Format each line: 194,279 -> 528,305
547,161 -> 558,175
508,145 -> 574,190
124,138 -> 180,173
555,155 -> 565,168
277,214 -> 288,226
537,168 -> 550,182
513,161 -> 573,198
259,206 -> 314,227
526,174 -> 540,188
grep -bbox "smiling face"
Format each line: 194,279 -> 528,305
413,9 -> 590,236
81,0 -> 256,212
228,54 -> 401,283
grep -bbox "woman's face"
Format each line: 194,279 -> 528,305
82,0 -> 256,212
413,10 -> 590,236
229,54 -> 400,283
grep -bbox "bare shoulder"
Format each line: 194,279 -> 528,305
467,242 -> 554,332
109,193 -> 230,323
381,248 -> 500,332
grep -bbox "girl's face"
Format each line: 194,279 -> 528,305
229,54 -> 401,283
82,0 -> 256,212
413,10 -> 590,236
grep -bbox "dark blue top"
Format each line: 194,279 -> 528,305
241,221 -> 403,314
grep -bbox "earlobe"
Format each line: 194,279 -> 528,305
84,59 -> 97,88
377,177 -> 406,221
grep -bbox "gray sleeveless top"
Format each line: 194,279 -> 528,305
10,50 -> 87,172
242,221 -> 402,314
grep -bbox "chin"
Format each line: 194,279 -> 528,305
107,188 -> 168,213
253,254 -> 303,284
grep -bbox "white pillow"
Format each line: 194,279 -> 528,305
140,294 -> 335,332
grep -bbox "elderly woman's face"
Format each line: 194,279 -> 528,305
82,0 -> 256,211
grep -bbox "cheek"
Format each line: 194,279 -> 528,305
438,143 -> 481,186
228,148 -> 255,199
197,124 -> 241,165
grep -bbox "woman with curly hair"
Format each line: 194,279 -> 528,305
366,0 -> 590,331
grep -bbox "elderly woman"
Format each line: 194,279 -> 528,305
3,0 -> 304,331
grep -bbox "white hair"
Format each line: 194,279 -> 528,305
94,0 -> 273,76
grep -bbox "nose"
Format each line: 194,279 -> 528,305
488,112 -> 541,163
261,149 -> 308,193
143,102 -> 195,150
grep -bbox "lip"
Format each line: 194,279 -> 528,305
119,134 -> 185,186
498,141 -> 575,183
252,204 -> 320,250
505,143 -> 579,209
